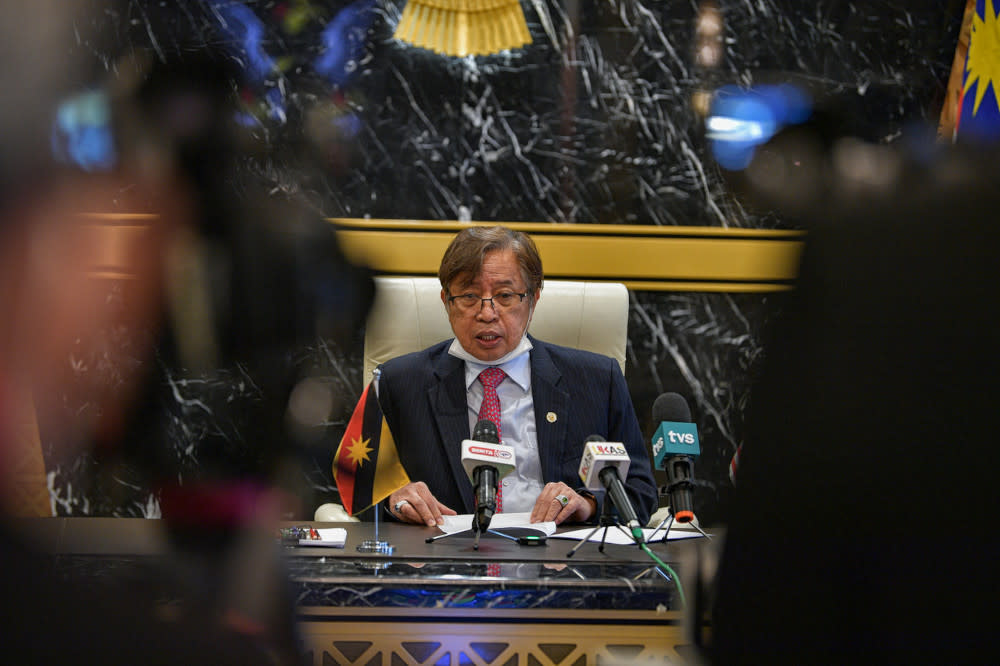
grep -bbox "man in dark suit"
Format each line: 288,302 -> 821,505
376,226 -> 656,527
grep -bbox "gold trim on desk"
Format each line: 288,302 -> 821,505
331,218 -> 804,292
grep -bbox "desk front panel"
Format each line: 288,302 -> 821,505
20,517 -> 702,664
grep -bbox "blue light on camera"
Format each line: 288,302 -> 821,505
707,84 -> 811,170
51,90 -> 116,172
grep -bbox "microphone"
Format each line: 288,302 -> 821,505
460,419 -> 516,534
578,435 -> 644,543
650,392 -> 701,523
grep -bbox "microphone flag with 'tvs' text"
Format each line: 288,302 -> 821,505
651,392 -> 700,469
651,392 -> 700,523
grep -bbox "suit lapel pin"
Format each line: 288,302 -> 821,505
546,411 -> 557,423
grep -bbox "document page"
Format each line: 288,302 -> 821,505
438,512 -> 557,538
551,525 -> 703,545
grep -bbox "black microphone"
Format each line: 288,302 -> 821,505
650,392 -> 700,523
460,419 -> 515,534
578,435 -> 644,543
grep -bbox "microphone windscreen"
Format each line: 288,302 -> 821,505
472,418 -> 500,444
585,434 -> 605,443
652,392 -> 692,423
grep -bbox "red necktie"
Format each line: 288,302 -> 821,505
477,367 -> 506,512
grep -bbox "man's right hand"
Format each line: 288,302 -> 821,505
387,481 -> 456,526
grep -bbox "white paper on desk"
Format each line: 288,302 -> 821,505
439,512 -> 556,538
298,527 -> 347,547
550,526 -> 703,545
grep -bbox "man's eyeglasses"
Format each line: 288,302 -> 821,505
447,291 -> 528,313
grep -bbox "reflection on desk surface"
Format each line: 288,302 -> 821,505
288,557 -> 679,611
287,555 -> 669,586
15,517 -> 692,611
13,516 -> 707,563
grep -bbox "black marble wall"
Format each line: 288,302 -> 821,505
44,0 -> 962,523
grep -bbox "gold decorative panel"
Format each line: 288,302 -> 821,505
299,609 -> 692,665
331,219 -> 804,293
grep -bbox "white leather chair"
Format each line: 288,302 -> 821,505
361,276 -> 629,389
314,276 -> 631,522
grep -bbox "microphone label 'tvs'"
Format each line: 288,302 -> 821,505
652,421 -> 700,468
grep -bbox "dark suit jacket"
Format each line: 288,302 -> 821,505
376,335 -> 657,525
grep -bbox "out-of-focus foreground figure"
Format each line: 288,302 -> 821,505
710,124 -> 1000,662
0,2 -> 372,663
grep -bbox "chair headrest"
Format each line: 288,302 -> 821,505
362,277 -> 628,387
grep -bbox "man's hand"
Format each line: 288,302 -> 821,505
387,481 -> 456,526
529,482 -> 596,525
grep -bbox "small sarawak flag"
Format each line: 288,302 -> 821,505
333,381 -> 410,516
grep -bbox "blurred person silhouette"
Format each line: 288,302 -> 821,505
1,7 -> 372,663
100,46 -> 374,661
710,132 -> 1000,663
0,4 -> 280,664
108,46 -> 374,517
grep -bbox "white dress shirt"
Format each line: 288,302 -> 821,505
448,337 -> 544,513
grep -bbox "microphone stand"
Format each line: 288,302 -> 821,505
425,503 -> 501,549
427,466 -> 499,549
356,503 -> 395,555
647,511 -> 712,542
566,494 -> 639,557
648,484 -> 712,543
645,511 -> 674,544
424,525 -> 512,549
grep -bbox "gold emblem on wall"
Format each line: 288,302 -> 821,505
393,0 -> 532,57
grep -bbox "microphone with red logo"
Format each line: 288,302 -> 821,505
460,419 -> 516,534
578,435 -> 644,543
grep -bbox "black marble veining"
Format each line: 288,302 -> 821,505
288,556 -> 675,609
42,1 -> 963,524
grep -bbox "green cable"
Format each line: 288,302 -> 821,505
640,542 -> 686,608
